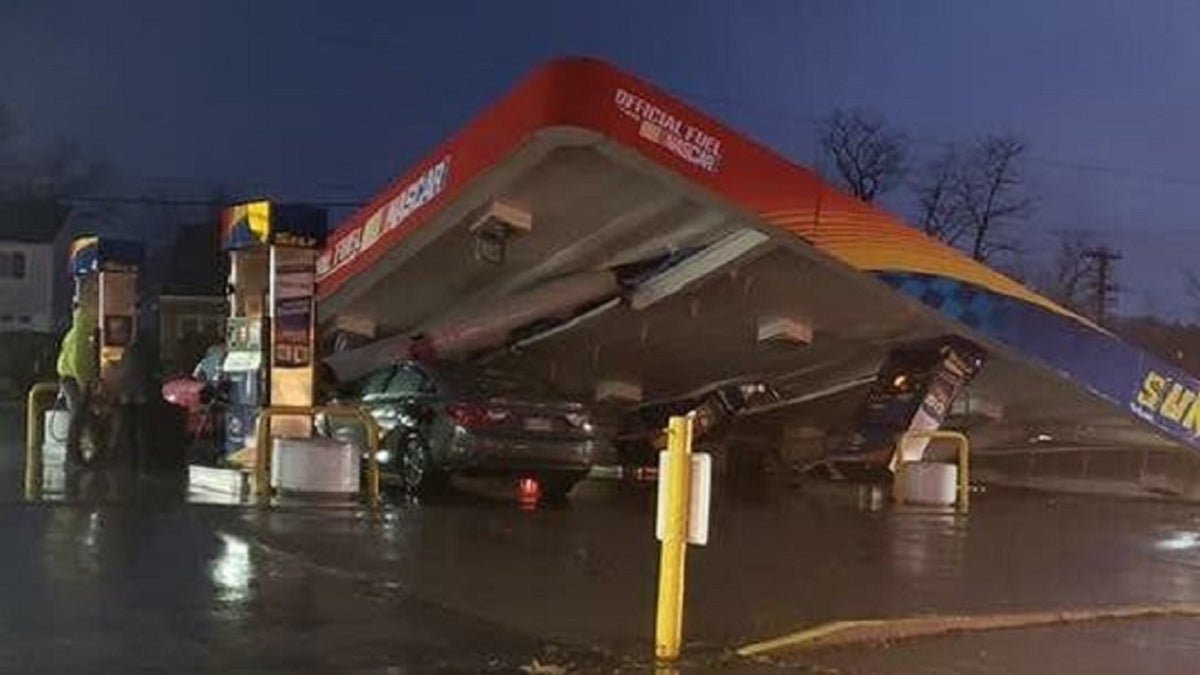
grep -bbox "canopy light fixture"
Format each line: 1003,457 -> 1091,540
470,199 -> 532,265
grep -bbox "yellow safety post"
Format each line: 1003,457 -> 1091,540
892,429 -> 971,513
252,411 -> 273,505
252,404 -> 382,508
24,382 -> 59,500
655,413 -> 694,662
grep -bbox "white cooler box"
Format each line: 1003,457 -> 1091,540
270,438 -> 360,495
43,409 -> 70,466
897,461 -> 958,506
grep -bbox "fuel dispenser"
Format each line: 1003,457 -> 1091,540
218,201 -> 326,460
63,236 -> 143,458
68,236 -> 143,379
828,335 -> 986,479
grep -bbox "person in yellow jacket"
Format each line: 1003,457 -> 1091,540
57,303 -> 98,466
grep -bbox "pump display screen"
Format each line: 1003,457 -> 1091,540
103,315 -> 133,347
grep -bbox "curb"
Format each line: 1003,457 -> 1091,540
737,604 -> 1200,657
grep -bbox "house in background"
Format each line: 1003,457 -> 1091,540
0,200 -> 72,393
0,201 -> 71,332
153,219 -> 227,374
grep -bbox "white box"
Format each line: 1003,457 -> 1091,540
898,461 -> 958,506
271,438 -> 359,495
42,410 -> 69,465
189,466 -> 251,500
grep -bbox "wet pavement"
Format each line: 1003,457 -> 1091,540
5,405 -> 1200,672
215,482 -> 1200,673
0,503 -> 556,673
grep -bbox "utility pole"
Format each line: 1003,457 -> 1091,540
1083,246 -> 1121,325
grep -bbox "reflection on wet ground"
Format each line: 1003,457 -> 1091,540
5,407 -> 1200,672
209,479 -> 1200,673
0,501 -> 559,673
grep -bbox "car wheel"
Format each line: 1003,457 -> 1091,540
398,432 -> 445,496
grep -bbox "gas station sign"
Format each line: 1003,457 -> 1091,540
222,201 -> 328,251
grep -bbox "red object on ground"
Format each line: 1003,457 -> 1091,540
161,377 -> 208,438
518,477 -> 541,505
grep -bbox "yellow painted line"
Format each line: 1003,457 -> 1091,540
738,620 -> 883,656
737,604 -> 1200,657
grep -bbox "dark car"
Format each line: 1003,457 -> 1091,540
332,360 -> 599,499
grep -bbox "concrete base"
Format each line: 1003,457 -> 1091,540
188,465 -> 252,503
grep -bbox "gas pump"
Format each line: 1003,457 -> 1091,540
218,201 -> 326,461
827,335 -> 987,479
65,236 -> 143,458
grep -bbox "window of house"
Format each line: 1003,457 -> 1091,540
0,252 -> 25,279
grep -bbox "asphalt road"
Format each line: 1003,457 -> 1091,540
212,480 -> 1200,674
4,405 -> 1200,673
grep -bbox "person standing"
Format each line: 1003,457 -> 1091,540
57,302 -> 99,467
110,330 -> 160,472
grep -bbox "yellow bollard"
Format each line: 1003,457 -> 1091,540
252,405 -> 383,508
356,409 -> 383,510
655,414 -> 694,662
24,382 -> 60,500
957,434 -> 970,513
253,412 -> 273,505
892,429 -> 971,513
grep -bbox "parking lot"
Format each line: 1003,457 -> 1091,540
5,407 -> 1200,673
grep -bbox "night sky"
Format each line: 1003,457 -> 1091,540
4,1 -> 1200,316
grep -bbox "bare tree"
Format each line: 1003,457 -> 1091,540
1043,231 -> 1097,312
913,145 -> 965,244
956,135 -> 1032,261
817,108 -> 908,203
913,134 -> 1032,262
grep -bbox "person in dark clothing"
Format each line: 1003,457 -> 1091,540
110,331 -> 159,471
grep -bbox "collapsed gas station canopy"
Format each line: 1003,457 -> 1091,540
315,57 -> 1200,459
